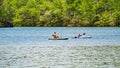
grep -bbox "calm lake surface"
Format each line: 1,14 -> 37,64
0,27 -> 120,68
0,27 -> 120,46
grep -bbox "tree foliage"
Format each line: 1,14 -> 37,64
0,0 -> 120,27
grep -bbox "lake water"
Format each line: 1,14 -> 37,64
0,27 -> 120,68
0,27 -> 120,46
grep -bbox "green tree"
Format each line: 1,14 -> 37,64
0,0 -> 120,27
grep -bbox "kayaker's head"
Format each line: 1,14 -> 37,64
83,33 -> 86,35
54,32 -> 56,34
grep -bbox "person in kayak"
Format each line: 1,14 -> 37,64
52,32 -> 60,38
74,33 -> 82,38
77,33 -> 82,38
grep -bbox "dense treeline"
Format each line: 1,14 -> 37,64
0,0 -> 120,27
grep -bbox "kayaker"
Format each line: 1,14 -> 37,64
74,33 -> 82,38
52,32 -> 59,38
77,33 -> 82,38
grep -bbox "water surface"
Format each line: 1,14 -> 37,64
0,46 -> 120,68
0,27 -> 120,68
0,27 -> 120,46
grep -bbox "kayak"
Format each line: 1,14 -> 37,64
48,38 -> 68,40
72,36 -> 92,39
81,36 -> 92,38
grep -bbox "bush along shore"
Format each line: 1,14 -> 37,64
0,0 -> 120,27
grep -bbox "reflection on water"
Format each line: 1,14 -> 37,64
0,46 -> 120,68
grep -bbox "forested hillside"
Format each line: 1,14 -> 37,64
0,0 -> 120,27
